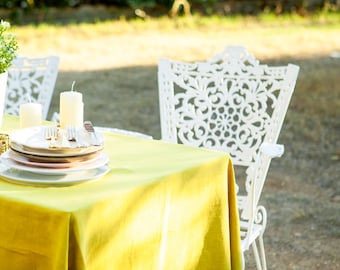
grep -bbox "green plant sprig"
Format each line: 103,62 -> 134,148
0,20 -> 18,74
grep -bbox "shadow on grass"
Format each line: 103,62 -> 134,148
50,55 -> 339,131
49,54 -> 339,190
50,65 -> 160,139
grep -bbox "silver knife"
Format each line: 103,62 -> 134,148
84,121 -> 101,146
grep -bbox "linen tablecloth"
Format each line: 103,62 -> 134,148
0,115 -> 242,270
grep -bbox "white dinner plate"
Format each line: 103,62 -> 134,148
0,164 -> 110,187
0,151 -> 109,175
10,126 -> 104,157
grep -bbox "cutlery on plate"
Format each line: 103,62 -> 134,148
84,121 -> 101,146
66,125 -> 88,148
66,125 -> 77,142
45,126 -> 58,148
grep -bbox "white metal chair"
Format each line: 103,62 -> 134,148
6,55 -> 60,120
158,46 -> 299,270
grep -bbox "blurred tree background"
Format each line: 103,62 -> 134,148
0,0 -> 338,10
0,0 -> 339,21
0,0 -> 340,10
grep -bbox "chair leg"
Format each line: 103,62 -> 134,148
251,235 -> 267,270
252,240 -> 263,270
258,235 -> 267,270
241,250 -> 245,270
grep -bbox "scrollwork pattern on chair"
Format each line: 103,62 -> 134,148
254,205 -> 267,229
7,69 -> 45,115
6,56 -> 59,119
167,49 -> 288,164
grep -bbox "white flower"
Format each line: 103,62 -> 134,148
0,20 -> 10,29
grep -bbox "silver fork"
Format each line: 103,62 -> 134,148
66,125 -> 77,142
45,126 -> 58,148
67,125 -> 87,147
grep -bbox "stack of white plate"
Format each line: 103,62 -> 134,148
0,126 -> 110,186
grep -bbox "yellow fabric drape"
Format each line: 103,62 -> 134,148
0,115 -> 242,270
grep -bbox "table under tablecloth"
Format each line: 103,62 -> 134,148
0,114 -> 242,270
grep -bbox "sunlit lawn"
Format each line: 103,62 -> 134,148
14,12 -> 340,68
12,11 -> 339,120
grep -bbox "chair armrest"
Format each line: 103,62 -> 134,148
260,142 -> 284,158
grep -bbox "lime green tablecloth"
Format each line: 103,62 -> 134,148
0,115 -> 242,270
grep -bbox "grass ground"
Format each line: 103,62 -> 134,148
6,8 -> 340,269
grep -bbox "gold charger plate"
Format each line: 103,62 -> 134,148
9,148 -> 102,163
6,149 -> 104,168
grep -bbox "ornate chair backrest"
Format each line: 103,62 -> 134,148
6,55 -> 60,119
158,46 -> 299,222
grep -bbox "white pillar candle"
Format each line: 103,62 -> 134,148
19,103 -> 42,129
59,91 -> 84,129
